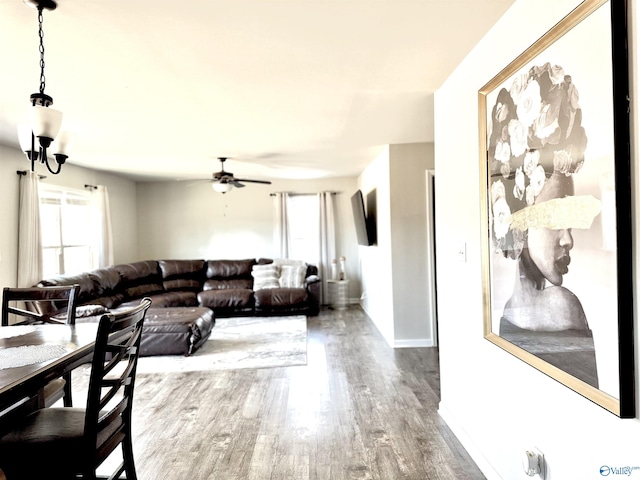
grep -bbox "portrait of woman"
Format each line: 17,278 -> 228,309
487,62 -> 602,388
480,0 -> 634,417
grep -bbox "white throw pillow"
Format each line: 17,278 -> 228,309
279,265 -> 307,288
251,264 -> 280,290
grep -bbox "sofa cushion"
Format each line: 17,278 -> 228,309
279,265 -> 307,288
113,261 -> 164,299
86,293 -> 126,309
197,289 -> 254,309
206,259 -> 256,279
159,260 -> 205,292
251,264 -> 280,290
89,267 -> 122,294
254,288 -> 307,308
203,278 -> 253,291
36,272 -> 97,315
119,291 -> 198,309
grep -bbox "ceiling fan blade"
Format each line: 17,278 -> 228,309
230,180 -> 246,188
185,179 -> 213,187
235,178 -> 272,185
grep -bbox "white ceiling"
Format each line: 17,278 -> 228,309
0,0 -> 514,182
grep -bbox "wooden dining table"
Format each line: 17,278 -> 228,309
0,323 -> 99,428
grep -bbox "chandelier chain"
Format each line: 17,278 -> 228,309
38,8 -> 46,94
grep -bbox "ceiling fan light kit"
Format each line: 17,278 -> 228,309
212,182 -> 233,194
18,0 -> 75,175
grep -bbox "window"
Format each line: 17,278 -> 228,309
40,187 -> 97,277
286,194 -> 319,264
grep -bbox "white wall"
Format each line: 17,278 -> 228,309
358,143 -> 435,347
434,1 -> 640,479
135,176 -> 361,300
359,147 -> 394,343
0,144 -> 138,289
389,142 -> 434,345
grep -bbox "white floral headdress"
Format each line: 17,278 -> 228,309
487,63 -> 590,259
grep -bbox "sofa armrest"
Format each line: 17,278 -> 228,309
306,276 -> 321,315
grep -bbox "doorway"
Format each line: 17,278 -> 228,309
425,170 -> 438,346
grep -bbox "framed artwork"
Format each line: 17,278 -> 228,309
479,0 -> 633,417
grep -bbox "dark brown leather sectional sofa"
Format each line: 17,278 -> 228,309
34,258 -> 320,356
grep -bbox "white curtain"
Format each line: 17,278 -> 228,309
17,171 -> 43,287
318,192 -> 336,304
92,185 -> 114,268
273,192 -> 290,258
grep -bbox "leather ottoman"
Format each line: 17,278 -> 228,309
139,306 -> 214,356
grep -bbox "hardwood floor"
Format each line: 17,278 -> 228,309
77,306 -> 485,479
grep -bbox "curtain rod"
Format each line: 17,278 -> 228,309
16,170 -> 46,179
269,191 -> 339,196
84,184 -> 98,190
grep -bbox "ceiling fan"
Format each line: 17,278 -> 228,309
207,157 -> 272,193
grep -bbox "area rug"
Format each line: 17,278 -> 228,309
135,315 -> 307,374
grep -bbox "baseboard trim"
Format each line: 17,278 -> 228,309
438,402 -> 502,480
393,338 -> 434,348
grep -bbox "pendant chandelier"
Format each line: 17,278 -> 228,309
18,0 -> 73,175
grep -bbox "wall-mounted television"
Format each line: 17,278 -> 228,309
351,189 -> 377,246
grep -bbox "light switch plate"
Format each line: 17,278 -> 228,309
457,242 -> 466,263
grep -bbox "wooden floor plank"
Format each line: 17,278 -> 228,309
71,306 -> 484,480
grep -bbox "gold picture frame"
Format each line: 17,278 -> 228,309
479,0 -> 633,417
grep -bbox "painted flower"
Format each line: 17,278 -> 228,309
532,62 -> 565,85
500,162 -> 511,179
525,184 -> 536,206
495,140 -> 511,164
553,149 -> 583,176
494,101 -> 510,123
516,80 -> 542,128
533,103 -> 560,141
523,150 -> 540,177
491,179 -> 506,204
509,73 -> 529,106
492,196 -> 511,240
513,167 -> 525,201
548,65 -> 566,85
528,165 -> 546,203
508,119 -> 528,157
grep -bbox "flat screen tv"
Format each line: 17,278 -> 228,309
351,189 -> 376,246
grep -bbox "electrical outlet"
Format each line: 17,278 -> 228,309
522,448 -> 545,479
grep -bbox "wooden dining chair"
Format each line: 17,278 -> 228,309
1,285 -> 81,407
1,285 -> 80,327
0,297 -> 152,480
